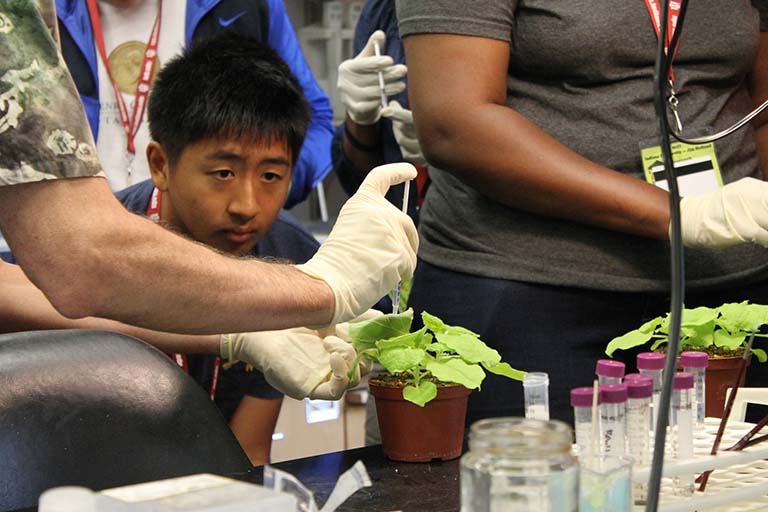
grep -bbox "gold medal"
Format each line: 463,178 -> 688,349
108,41 -> 160,95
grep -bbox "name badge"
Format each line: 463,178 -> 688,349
639,129 -> 722,196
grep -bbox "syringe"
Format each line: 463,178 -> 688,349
391,182 -> 410,314
373,40 -> 388,110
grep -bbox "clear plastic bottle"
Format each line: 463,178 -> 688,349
680,351 -> 708,428
671,372 -> 695,496
523,372 -> 550,421
595,359 -> 625,385
571,387 -> 599,458
599,383 -> 628,457
460,418 -> 579,512
637,352 -> 665,432
625,374 -> 652,502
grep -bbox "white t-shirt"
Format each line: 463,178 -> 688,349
95,0 -> 185,191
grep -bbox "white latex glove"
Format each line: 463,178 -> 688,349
338,30 -> 408,125
220,328 -> 361,400
297,163 -> 418,325
380,100 -> 427,166
679,177 -> 768,248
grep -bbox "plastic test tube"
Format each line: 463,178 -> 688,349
599,383 -> 628,457
637,352 -> 665,432
625,374 -> 653,502
680,351 -> 708,428
571,386 -> 599,458
523,372 -> 550,420
596,359 -> 625,385
671,372 -> 695,496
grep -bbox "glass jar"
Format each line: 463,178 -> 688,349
460,417 -> 579,512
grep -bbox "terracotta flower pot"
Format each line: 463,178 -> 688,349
369,378 -> 472,462
705,355 -> 751,418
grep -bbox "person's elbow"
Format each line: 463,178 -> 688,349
416,113 -> 466,171
40,251 -> 113,320
24,235 -> 119,320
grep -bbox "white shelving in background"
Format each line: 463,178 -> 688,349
297,24 -> 355,123
283,1 -> 365,227
286,0 -> 363,123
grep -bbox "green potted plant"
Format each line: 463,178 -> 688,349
347,308 -> 525,462
605,301 -> 768,417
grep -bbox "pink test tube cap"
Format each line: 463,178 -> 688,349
637,352 -> 665,370
596,359 -> 626,378
625,374 -> 653,399
571,386 -> 599,407
674,372 -> 694,390
680,351 -> 709,368
599,383 -> 628,404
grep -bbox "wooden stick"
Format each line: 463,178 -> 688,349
726,413 -> 768,452
698,331 -> 755,492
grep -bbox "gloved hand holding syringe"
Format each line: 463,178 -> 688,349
372,39 -> 411,313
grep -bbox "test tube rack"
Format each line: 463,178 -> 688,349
632,417 -> 768,511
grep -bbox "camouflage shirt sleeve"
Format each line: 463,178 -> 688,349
0,0 -> 103,186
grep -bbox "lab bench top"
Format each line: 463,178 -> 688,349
10,445 -> 460,512
235,444 -> 461,512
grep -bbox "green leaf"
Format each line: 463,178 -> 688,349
425,341 -> 451,354
416,332 -> 434,349
681,331 -> 713,349
378,346 -> 425,374
482,362 -> 526,381
435,330 -> 501,365
421,311 -> 447,334
681,306 -> 719,327
375,327 -> 428,351
426,358 -> 486,389
346,348 -> 379,381
650,336 -> 668,351
752,348 -> 767,363
713,330 -> 749,351
605,329 -> 654,357
348,309 -> 414,352
717,302 -> 765,333
403,381 -> 437,407
639,316 -> 663,334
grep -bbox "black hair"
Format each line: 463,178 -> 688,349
148,32 -> 311,165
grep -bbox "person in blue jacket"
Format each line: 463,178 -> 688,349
55,0 -> 334,208
112,32 -> 325,464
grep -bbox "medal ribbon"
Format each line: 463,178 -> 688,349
147,187 -> 221,401
86,0 -> 162,155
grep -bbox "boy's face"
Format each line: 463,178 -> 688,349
148,137 -> 292,256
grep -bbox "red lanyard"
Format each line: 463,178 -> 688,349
643,0 -> 681,82
147,187 -> 221,401
86,0 -> 162,156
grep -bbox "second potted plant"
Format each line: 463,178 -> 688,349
348,309 -> 526,462
605,301 -> 768,417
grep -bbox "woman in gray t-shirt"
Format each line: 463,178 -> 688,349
397,0 -> 768,423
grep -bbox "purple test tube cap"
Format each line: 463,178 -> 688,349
680,351 -> 709,368
596,359 -> 626,378
674,372 -> 694,390
637,352 -> 665,371
571,386 -> 600,407
599,383 -> 628,404
625,374 -> 653,399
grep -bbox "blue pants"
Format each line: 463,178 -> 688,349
408,260 -> 768,426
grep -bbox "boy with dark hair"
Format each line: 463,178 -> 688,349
116,32 -> 317,465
